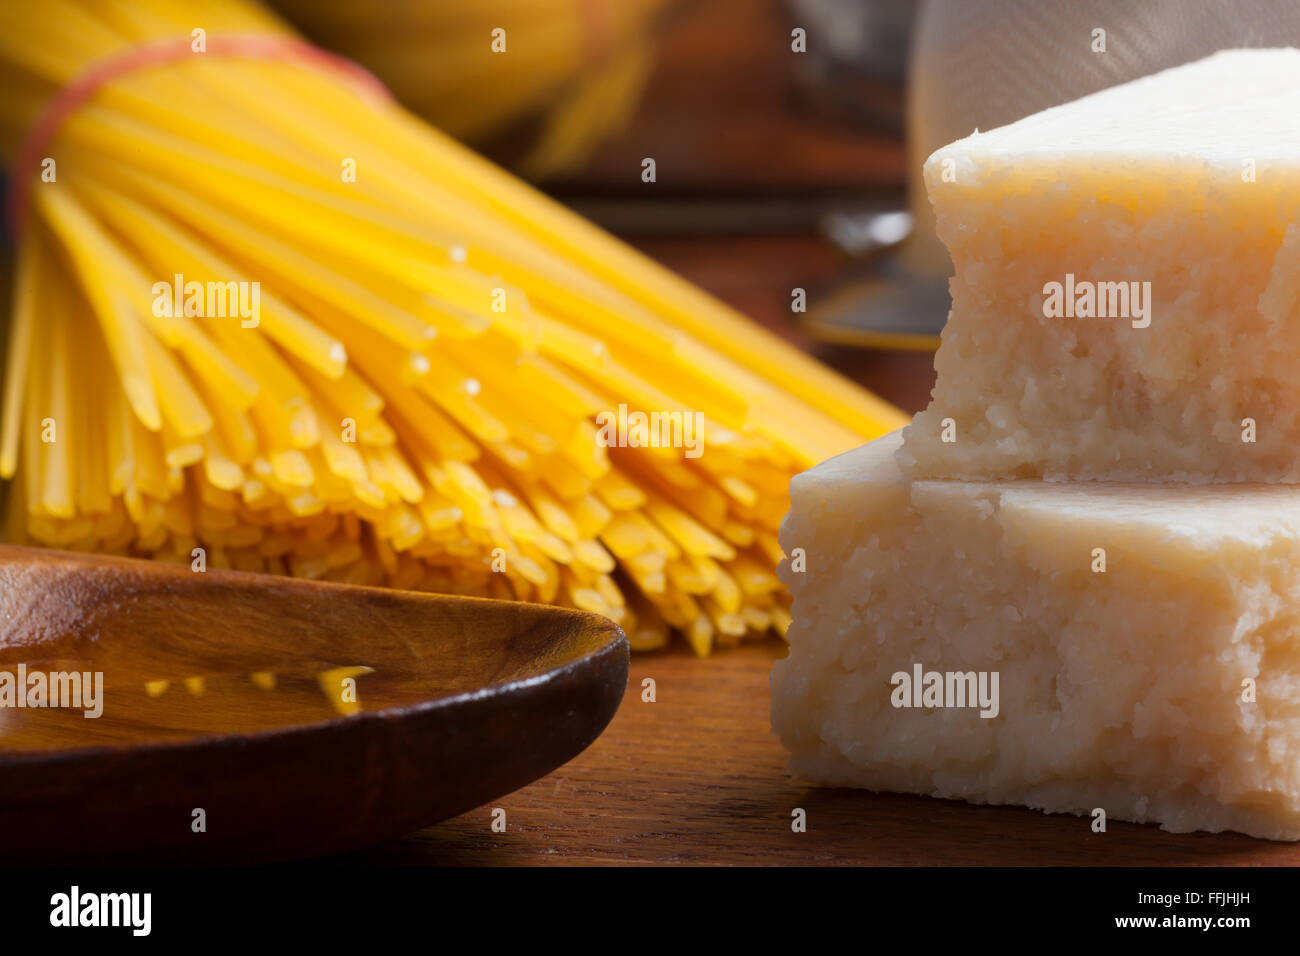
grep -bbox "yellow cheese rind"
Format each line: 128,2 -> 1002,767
902,48 -> 1300,482
772,431 -> 1300,840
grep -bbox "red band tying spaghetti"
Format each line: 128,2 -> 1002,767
8,32 -> 393,237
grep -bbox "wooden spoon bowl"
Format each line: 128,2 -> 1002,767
0,545 -> 628,863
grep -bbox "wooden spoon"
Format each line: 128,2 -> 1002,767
0,544 -> 628,863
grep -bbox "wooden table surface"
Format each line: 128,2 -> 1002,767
335,235 -> 1300,866
346,642 -> 1298,866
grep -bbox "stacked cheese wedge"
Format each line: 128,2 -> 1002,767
773,50 -> 1300,840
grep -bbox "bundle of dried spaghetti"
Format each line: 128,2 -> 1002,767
0,0 -> 905,654
268,0 -> 678,179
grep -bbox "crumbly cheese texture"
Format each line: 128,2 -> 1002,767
901,48 -> 1300,482
772,431 -> 1300,840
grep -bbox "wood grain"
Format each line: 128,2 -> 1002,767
346,642 -> 1300,866
544,0 -> 907,194
0,546 -> 627,863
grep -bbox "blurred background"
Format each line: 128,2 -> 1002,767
251,0 -> 1300,416
3,1 -> 1299,425
272,0 -> 935,415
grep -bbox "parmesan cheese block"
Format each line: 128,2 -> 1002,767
772,431 -> 1300,840
901,48 -> 1300,483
